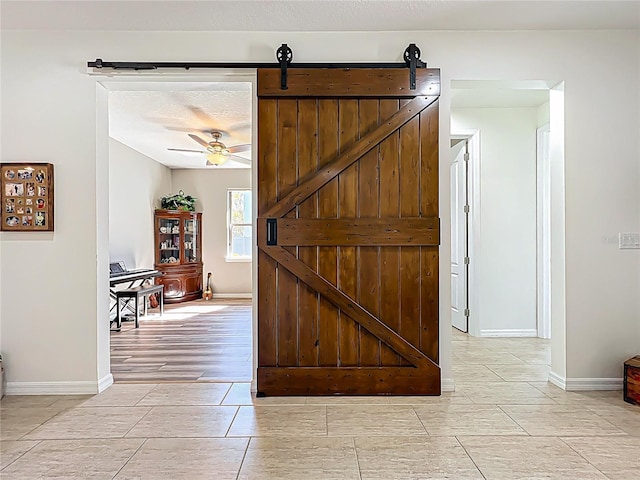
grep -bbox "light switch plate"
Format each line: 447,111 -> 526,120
619,232 -> 640,249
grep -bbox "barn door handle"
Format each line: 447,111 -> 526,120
266,218 -> 278,245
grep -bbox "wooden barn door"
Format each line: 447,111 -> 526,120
257,68 -> 441,395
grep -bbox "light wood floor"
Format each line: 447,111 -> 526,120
110,298 -> 252,383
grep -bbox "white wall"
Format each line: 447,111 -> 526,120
109,138 -> 172,269
452,108 -> 539,336
1,29 -> 638,392
171,168 -> 252,295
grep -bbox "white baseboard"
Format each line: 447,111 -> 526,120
441,377 -> 455,392
549,371 -> 623,391
212,293 -> 252,299
98,373 -> 113,393
6,380 -> 101,396
480,329 -> 538,337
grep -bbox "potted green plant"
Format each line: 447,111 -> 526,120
159,190 -> 196,211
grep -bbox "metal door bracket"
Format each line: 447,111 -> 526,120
404,43 -> 426,90
276,44 -> 293,90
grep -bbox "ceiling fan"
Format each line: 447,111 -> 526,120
168,131 -> 251,166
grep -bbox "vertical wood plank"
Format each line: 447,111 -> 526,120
420,102 -> 439,361
338,99 -> 359,366
317,99 -> 340,367
297,99 -> 319,367
277,99 -> 299,367
357,99 -> 381,367
399,114 -> 421,363
257,99 -> 278,367
378,99 -> 402,366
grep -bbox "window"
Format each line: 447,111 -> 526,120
227,189 -> 252,261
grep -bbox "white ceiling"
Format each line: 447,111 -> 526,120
2,1 -> 639,31
108,82 -> 253,169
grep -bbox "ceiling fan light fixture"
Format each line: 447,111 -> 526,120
206,151 -> 228,166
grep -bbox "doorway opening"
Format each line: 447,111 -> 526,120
449,79 -> 563,390
103,77 -> 257,385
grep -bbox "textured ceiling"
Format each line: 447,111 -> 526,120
108,82 -> 252,169
2,1 -> 639,31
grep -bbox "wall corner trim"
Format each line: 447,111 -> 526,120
5,380 -> 103,396
549,371 -> 623,391
98,374 -> 114,393
212,293 -> 253,299
441,378 -> 455,392
479,329 -> 538,338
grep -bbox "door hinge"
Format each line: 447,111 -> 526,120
464,308 -> 470,317
464,152 -> 470,161
463,205 -> 470,213
464,256 -> 470,265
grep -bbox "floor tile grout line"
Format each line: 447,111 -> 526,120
454,435 -> 487,480
557,436 -> 612,478
132,384 -> 160,407
0,439 -> 42,472
110,437 -> 148,480
121,406 -> 155,438
219,382 -> 235,405
496,404 -> 531,436
235,436 -> 252,480
224,405 -> 242,437
16,406 -> 75,441
352,436 -> 363,480
411,405 -> 431,435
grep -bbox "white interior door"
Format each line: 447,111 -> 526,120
450,140 -> 468,332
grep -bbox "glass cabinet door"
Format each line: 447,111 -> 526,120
158,217 -> 181,264
184,217 -> 198,263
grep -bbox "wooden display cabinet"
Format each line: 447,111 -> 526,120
154,209 -> 203,303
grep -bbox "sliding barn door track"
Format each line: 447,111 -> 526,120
88,43 -> 427,90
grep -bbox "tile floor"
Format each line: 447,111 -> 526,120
1,329 -> 639,479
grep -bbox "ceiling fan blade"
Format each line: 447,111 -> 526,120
227,144 -> 251,154
167,148 -> 205,154
189,134 -> 210,148
228,154 -> 252,166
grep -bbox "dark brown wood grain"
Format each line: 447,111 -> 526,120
265,218 -> 439,246
257,243 -> 438,370
256,67 -> 440,395
399,115 -> 421,365
317,99 -> 340,367
263,96 -> 438,218
257,99 -> 278,366
257,68 -> 441,98
297,99 -> 319,367
276,100 -> 299,367
358,99 -> 381,367
378,99 -> 402,366
420,102 -> 440,361
338,99 -> 359,367
257,366 -> 441,396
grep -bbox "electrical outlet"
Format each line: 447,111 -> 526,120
619,232 -> 640,249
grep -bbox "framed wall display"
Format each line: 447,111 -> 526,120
1,163 -> 54,231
